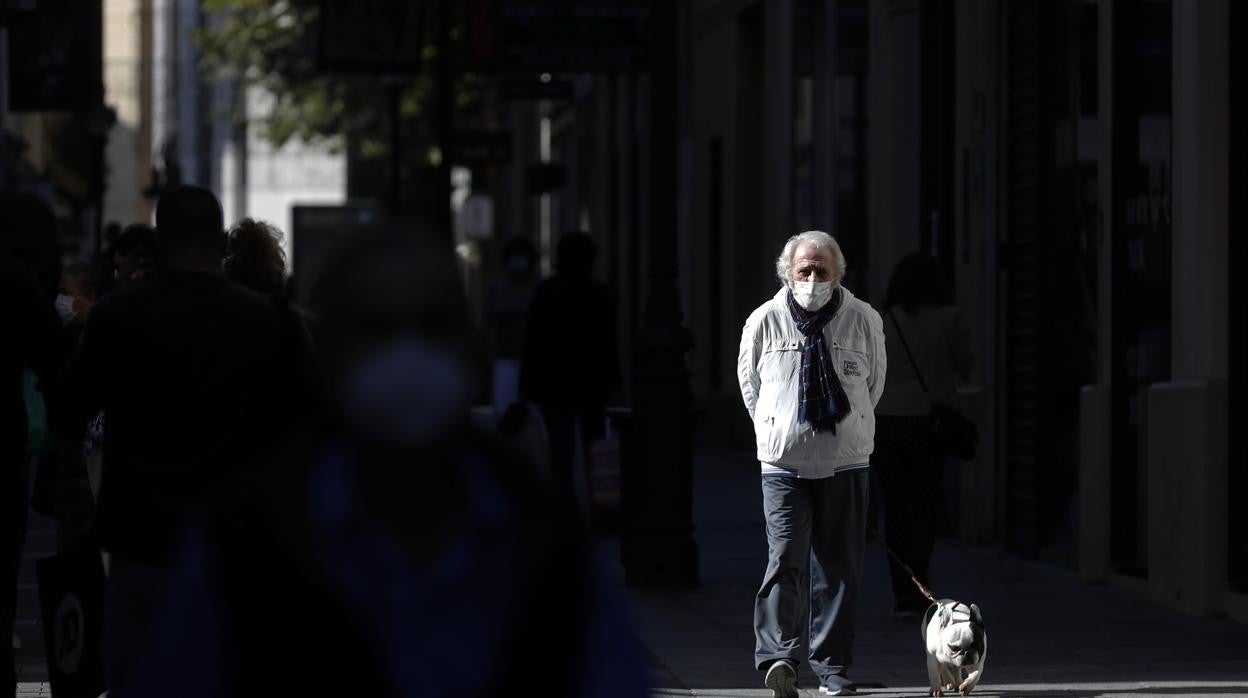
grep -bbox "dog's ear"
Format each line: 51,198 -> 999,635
970,604 -> 984,628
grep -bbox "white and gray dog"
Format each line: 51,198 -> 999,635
921,599 -> 987,696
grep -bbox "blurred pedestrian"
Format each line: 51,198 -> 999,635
126,233 -> 647,698
224,218 -> 287,298
519,232 -> 620,506
49,185 -> 315,694
54,262 -> 101,331
487,237 -> 539,421
737,231 -> 886,697
33,262 -> 106,552
0,194 -> 70,698
873,252 -> 975,619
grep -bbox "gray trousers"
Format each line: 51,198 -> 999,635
754,470 -> 868,682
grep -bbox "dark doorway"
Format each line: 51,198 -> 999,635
1229,0 -> 1248,595
920,0 -> 955,279
1108,0 -> 1172,578
1001,0 -> 1100,564
834,0 -> 870,297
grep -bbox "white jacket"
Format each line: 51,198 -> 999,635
738,286 -> 886,477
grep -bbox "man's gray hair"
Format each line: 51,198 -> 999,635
775,231 -> 847,286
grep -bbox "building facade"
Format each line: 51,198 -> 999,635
490,0 -> 1241,620
101,0 -> 345,260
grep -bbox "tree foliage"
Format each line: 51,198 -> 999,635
197,0 -> 436,150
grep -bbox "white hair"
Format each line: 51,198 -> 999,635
775,231 -> 847,286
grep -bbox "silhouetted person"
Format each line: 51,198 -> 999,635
487,237 -> 539,419
34,263 -> 106,552
126,233 -> 647,698
0,194 -> 70,698
224,217 -> 287,297
519,232 -> 620,506
49,185 -> 314,694
874,252 -> 975,618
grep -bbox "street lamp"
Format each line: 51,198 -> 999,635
619,0 -> 698,590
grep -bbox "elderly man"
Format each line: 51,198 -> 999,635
738,231 -> 886,697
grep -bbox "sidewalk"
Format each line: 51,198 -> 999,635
14,508 -> 53,696
623,450 -> 1248,697
14,448 -> 1248,697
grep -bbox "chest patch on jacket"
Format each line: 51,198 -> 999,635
841,359 -> 861,377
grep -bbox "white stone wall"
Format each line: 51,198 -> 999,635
103,0 -> 346,257
103,0 -> 149,225
221,88 -> 346,270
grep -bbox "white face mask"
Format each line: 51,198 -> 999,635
341,337 -> 477,450
790,281 -> 834,311
55,294 -> 78,324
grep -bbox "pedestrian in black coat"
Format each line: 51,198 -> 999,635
0,206 -> 71,696
519,232 -> 621,510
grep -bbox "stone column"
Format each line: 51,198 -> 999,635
1144,0 -> 1229,616
620,0 -> 698,589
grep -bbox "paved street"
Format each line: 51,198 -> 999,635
624,448 -> 1248,697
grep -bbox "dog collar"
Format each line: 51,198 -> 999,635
937,603 -> 985,632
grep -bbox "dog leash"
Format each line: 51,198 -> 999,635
868,526 -> 939,605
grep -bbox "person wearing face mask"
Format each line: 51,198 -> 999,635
55,263 -> 100,330
1,191 -> 72,696
30,263 -> 103,551
737,231 -> 886,697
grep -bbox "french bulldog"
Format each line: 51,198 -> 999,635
921,599 -> 987,696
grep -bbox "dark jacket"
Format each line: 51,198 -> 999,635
50,271 -> 315,563
127,431 -> 649,698
519,274 -> 620,406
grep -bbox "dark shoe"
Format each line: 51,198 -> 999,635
764,660 -> 798,698
819,674 -> 857,695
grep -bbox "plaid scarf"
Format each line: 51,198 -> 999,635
786,288 -> 852,434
